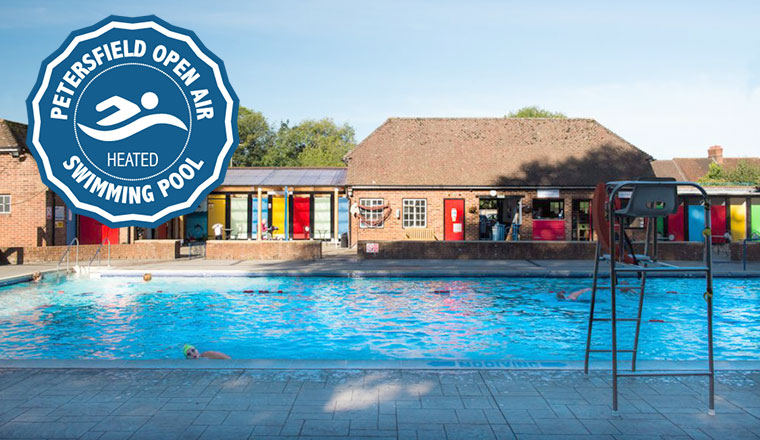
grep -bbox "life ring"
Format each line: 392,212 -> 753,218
591,183 -> 636,264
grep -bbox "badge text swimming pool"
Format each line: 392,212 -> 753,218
26,15 -> 239,227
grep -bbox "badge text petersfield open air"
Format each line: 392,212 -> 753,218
26,15 -> 238,227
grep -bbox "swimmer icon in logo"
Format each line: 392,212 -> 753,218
77,91 -> 188,142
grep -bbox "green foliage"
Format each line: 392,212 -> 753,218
230,107 -> 274,167
230,106 -> 355,167
507,106 -> 567,118
704,162 -> 726,181
698,160 -> 760,186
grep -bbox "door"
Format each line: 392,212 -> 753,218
78,215 -> 101,245
79,215 -> 119,244
711,203 -> 727,244
752,199 -> 760,238
444,199 -> 465,240
687,205 -> 704,242
338,197 -> 349,236
730,198 -> 747,241
207,194 -> 226,239
292,196 -> 311,239
271,196 -> 286,238
251,197 -> 269,239
667,204 -> 684,241
313,196 -> 331,240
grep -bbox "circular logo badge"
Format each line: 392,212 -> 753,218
27,15 -> 239,227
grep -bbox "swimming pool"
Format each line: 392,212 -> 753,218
0,276 -> 757,360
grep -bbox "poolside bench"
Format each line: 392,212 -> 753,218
405,228 -> 437,241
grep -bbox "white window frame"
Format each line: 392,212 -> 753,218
402,199 -> 427,228
0,195 -> 9,214
359,198 -> 385,228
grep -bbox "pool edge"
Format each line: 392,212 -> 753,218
0,359 -> 757,370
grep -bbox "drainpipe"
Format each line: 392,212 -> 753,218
284,186 -> 289,241
334,187 -> 339,242
257,187 -> 262,240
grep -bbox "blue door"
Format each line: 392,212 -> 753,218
688,205 -> 705,242
338,197 -> 349,236
251,198 -> 269,238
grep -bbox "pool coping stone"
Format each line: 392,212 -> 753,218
0,358 -> 757,370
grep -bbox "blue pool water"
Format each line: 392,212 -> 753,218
0,276 -> 757,360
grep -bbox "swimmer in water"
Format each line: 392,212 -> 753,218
31,272 -> 42,283
557,284 -> 638,300
183,344 -> 230,360
143,273 -> 152,282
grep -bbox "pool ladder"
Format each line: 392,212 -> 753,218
584,180 -> 715,415
56,237 -> 79,278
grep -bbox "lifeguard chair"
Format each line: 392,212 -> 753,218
585,179 -> 715,414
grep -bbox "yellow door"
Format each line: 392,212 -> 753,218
207,194 -> 226,239
730,198 -> 747,241
271,196 -> 286,238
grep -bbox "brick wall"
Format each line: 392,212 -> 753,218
205,241 -> 322,260
357,240 -> 742,261
0,153 -> 55,247
0,240 -> 180,264
349,188 -> 595,246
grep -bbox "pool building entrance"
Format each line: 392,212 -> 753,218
185,168 -> 350,242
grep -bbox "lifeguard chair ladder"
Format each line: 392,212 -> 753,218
584,179 -> 715,414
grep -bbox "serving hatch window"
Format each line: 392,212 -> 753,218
533,199 -> 564,219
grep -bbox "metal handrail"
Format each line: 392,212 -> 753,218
87,237 -> 111,269
56,237 -> 79,274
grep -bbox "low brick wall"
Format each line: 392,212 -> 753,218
358,240 -> 733,261
205,240 -> 322,260
0,240 -> 180,265
731,242 -> 760,262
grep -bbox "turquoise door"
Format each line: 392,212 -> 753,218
338,197 -> 349,235
688,205 -> 705,242
251,198 -> 269,238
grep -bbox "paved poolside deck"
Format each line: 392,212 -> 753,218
0,368 -> 757,439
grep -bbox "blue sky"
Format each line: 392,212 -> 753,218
1,0 -> 759,159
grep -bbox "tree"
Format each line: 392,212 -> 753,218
507,106 -> 567,118
230,106 -> 274,167
262,118 -> 355,167
699,160 -> 760,185
703,162 -> 726,181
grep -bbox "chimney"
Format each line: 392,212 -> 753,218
707,145 -> 723,165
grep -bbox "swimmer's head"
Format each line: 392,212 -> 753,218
32,272 -> 42,282
183,344 -> 200,359
143,273 -> 152,282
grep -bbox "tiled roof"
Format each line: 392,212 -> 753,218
345,117 -> 655,186
0,119 -> 27,153
653,157 -> 760,181
221,167 -> 346,187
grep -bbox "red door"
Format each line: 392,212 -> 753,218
667,204 -> 685,241
293,196 -> 311,240
444,199 -> 465,240
711,204 -> 727,244
78,215 -> 101,245
78,215 -> 119,245
154,222 -> 168,239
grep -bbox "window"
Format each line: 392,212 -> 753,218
359,198 -> 385,228
532,199 -> 564,219
403,199 -> 427,228
0,195 -> 9,214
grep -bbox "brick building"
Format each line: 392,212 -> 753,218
0,119 -> 67,247
652,146 -> 759,242
344,117 -> 656,245
0,119 -> 128,250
